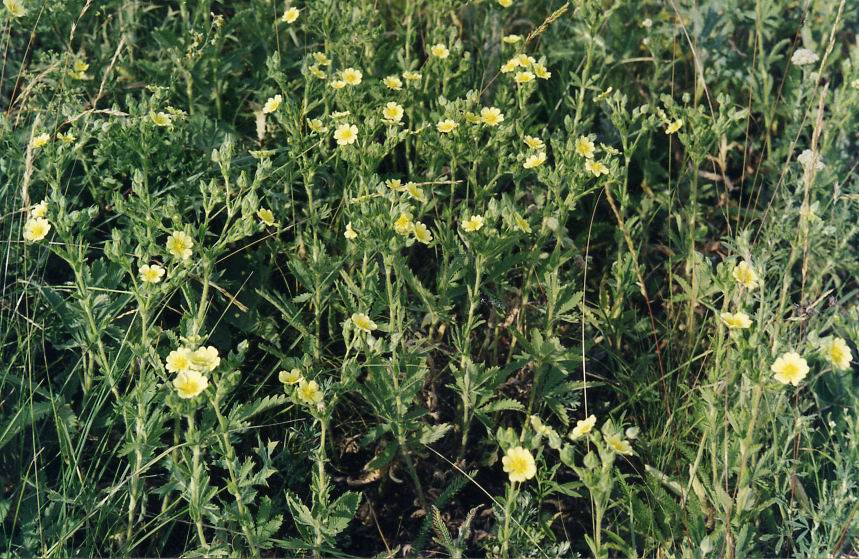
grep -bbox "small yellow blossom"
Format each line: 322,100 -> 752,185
330,79 -> 346,90
279,368 -> 303,385
585,159 -> 609,177
4,0 -> 26,18
309,65 -> 326,79
820,337 -> 853,371
23,217 -> 51,242
173,370 -> 209,399
382,102 -> 404,124
165,348 -> 193,373
383,75 -> 403,90
166,231 -> 194,260
513,212 -> 531,233
515,71 -> 535,84
523,151 -> 546,169
281,7 -> 299,23
666,119 -> 683,134
190,346 -> 220,372
341,67 -> 362,85
430,44 -> 450,59
436,119 -> 459,134
386,178 -> 404,191
413,222 -> 433,244
394,213 -> 414,235
57,131 -> 76,144
406,182 -> 427,203
150,112 -> 173,127
534,64 -> 552,80
308,118 -> 326,133
402,71 -> 422,82
498,0 -> 514,7
31,133 -> 50,149
262,94 -> 282,114
502,34 -> 522,44
257,208 -> 277,226
732,260 -> 759,290
334,123 -> 358,145
501,61 -> 518,73
575,136 -> 595,158
296,378 -> 324,405
570,415 -> 597,439
523,135 -> 544,150
480,106 -> 504,126
514,54 -> 535,66
502,446 -> 536,483
606,433 -> 634,455
465,112 -> 482,124
70,59 -> 89,79
313,52 -> 331,66
139,264 -> 166,284
771,352 -> 810,386
462,215 -> 485,232
351,312 -> 377,332
344,222 -> 358,240
720,311 -> 752,330
30,200 -> 47,218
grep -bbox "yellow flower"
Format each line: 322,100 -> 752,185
732,261 -> 759,290
382,102 -> 404,124
296,378 -> 324,405
402,70 -> 422,82
70,59 -> 89,79
257,208 -> 277,226
720,311 -> 752,330
465,112 -> 482,124
514,54 -> 534,66
606,433 -> 634,455
514,71 -> 535,84
309,65 -> 326,79
262,94 -> 282,114
173,370 -> 209,399
383,75 -> 403,90
308,118 -> 326,133
575,136 -> 595,159
281,7 -> 299,23
665,119 -> 683,134
139,264 -> 165,284
570,415 -> 597,439
150,111 -> 173,127
334,123 -> 358,145
462,215 -> 484,232
31,133 -> 50,149
502,446 -> 536,483
771,352 -> 810,386
341,67 -> 362,85
436,119 -> 458,134
585,159 -> 609,177
386,178 -> 404,191
534,64 -> 552,80
394,213 -> 414,235
351,312 -> 377,332
166,231 -> 194,260
330,79 -> 346,90
406,182 -> 427,203
500,61 -> 518,73
30,200 -> 47,218
480,106 -> 504,126
513,212 -> 531,233
820,337 -> 853,371
57,131 -> 76,144
4,0 -> 26,18
165,348 -> 193,373
413,222 -> 433,244
190,346 -> 220,372
279,368 -> 303,385
312,52 -> 331,66
22,217 -> 51,242
523,135 -> 544,150
502,34 -> 522,44
523,151 -> 546,169
431,44 -> 450,59
497,0 -> 514,7
344,222 -> 358,240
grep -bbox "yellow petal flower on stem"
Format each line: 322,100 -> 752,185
436,119 -> 458,134
351,312 -> 377,332
4,0 -> 26,17
606,433 -> 634,455
150,112 -> 173,127
165,348 -> 193,373
23,217 -> 51,242
462,215 -> 484,232
502,446 -> 536,483
570,415 -> 597,439
413,222 -> 433,244
820,337 -> 853,371
394,213 -> 414,235
173,370 -> 209,399
262,94 -> 282,114
382,102 -> 404,124
732,260 -> 759,290
296,378 -> 323,405
383,75 -> 403,90
166,231 -> 194,260
523,135 -> 544,150
480,106 -> 504,126
523,152 -> 546,169
257,208 -> 277,226
575,136 -> 595,159
341,68 -> 362,85
139,264 -> 166,284
514,71 -> 535,84
430,44 -> 449,59
279,368 -> 303,385
585,159 -> 609,177
31,133 -> 50,149
720,311 -> 752,330
771,352 -> 810,386
666,119 -> 683,134
190,346 -> 220,372
281,7 -> 299,23
344,222 -> 358,240
334,123 -> 358,145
